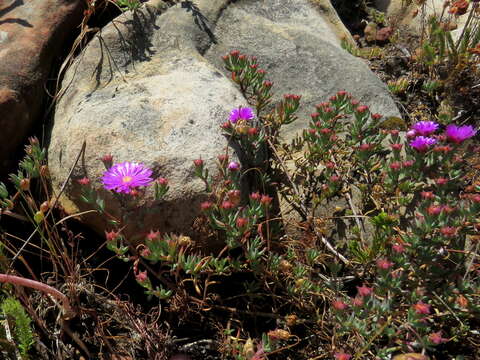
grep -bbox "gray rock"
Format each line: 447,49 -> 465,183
205,0 -> 401,142
48,4 -> 245,241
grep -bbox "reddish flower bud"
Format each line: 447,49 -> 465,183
435,177 -> 448,185
427,205 -> 442,216
218,154 -> 229,163
227,190 -> 241,205
456,295 -> 468,308
358,143 -> 374,151
221,201 -> 234,210
260,195 -> 273,205
248,127 -> 259,136
440,226 -> 457,237
390,143 -> 403,151
332,299 -> 348,311
421,191 -> 434,199
371,113 -> 382,120
392,242 -> 405,253
200,201 -> 213,211
193,159 -> 204,167
236,217 -> 248,228
403,160 -> 415,167
334,352 -> 352,360
376,258 -> 394,270
130,189 -> 140,197
105,230 -> 120,241
157,177 -> 168,186
101,154 -> 113,170
141,247 -> 151,257
413,301 -> 431,315
221,121 -> 232,129
389,162 -> 402,171
78,177 -> 90,185
352,297 -> 364,307
356,285 -> 373,297
356,105 -> 369,113
263,80 -> 273,88
471,194 -> 480,202
135,270 -> 148,283
429,331 -> 448,345
250,192 -> 261,201
19,178 -> 30,191
146,230 -> 160,241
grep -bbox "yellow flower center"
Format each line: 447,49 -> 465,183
122,176 -> 133,183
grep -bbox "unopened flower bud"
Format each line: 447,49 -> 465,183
279,259 -> 293,273
236,217 -> 248,228
228,189 -> 241,205
218,154 -> 229,163
193,159 -> 204,167
285,314 -> 298,326
105,230 -> 119,241
135,270 -> 148,283
178,235 -> 192,247
40,165 -> 49,178
141,247 -> 151,257
260,195 -> 273,206
250,192 -> 261,201
200,201 -> 213,211
356,105 -> 369,113
34,211 -> 44,224
157,177 -> 168,186
101,154 -> 113,168
40,201 -> 49,213
221,201 -> 234,210
77,177 -> 90,185
19,178 -> 30,191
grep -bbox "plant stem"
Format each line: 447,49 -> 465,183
0,274 -> 74,318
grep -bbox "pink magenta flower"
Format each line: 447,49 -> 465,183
229,107 -> 255,123
228,161 -> 240,171
412,121 -> 439,136
409,136 -> 437,152
445,124 -> 476,144
102,161 -> 153,194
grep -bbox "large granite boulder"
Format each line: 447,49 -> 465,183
0,0 -> 84,173
48,3 -> 246,241
48,0 -> 401,245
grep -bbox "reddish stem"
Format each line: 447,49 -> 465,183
0,274 -> 74,317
